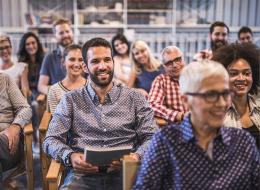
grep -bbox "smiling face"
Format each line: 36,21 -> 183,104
162,48 -> 185,79
55,23 -> 73,48
210,26 -> 228,50
114,39 -> 128,55
25,36 -> 38,56
132,46 -> 149,66
87,46 -> 114,87
0,40 -> 12,63
186,75 -> 231,129
239,32 -> 253,43
64,49 -> 84,77
228,58 -> 252,97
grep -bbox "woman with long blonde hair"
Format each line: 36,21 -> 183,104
128,40 -> 163,97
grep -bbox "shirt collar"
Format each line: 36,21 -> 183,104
228,94 -> 260,115
86,82 -> 121,104
180,115 -> 231,146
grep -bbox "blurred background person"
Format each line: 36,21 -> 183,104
48,44 -> 87,115
213,43 -> 260,150
194,21 -> 229,61
238,26 -> 253,44
17,32 -> 45,150
128,40 -> 163,97
0,34 -> 29,95
111,34 -> 131,85
38,18 -> 74,95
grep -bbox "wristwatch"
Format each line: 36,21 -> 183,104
64,152 -> 73,167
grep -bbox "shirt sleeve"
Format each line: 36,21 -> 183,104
133,91 -> 159,158
7,75 -> 32,127
40,52 -> 52,76
132,132 -> 170,190
149,76 -> 180,122
47,84 -> 61,115
42,93 -> 74,164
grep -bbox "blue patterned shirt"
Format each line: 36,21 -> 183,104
43,83 -> 158,165
133,116 -> 260,190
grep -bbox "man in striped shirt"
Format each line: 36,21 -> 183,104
149,46 -> 187,123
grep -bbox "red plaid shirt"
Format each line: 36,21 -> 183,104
148,74 -> 187,122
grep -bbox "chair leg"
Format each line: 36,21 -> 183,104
24,131 -> 34,190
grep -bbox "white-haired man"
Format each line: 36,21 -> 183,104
149,46 -> 187,123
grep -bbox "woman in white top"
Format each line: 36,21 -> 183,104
48,44 -> 87,114
0,34 -> 29,95
111,34 -> 131,85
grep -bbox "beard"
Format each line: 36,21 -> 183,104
88,69 -> 114,87
211,39 -> 227,51
58,37 -> 73,48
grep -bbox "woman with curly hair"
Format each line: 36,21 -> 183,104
212,43 -> 260,150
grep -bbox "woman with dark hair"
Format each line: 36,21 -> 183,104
111,34 -> 131,85
17,32 -> 45,151
17,32 -> 45,98
212,43 -> 260,150
47,44 -> 87,114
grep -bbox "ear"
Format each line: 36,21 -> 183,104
83,64 -> 89,74
181,94 -> 190,111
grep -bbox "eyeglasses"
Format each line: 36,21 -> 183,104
163,56 -> 182,67
186,90 -> 233,103
0,45 -> 11,51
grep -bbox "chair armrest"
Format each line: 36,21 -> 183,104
39,111 -> 52,133
23,123 -> 33,135
46,160 -> 63,190
123,155 -> 140,190
155,117 -> 168,126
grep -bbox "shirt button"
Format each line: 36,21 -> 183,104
103,128 -> 107,132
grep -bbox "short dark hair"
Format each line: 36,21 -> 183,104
82,37 -> 113,64
212,43 -> 260,95
238,26 -> 253,38
210,21 -> 230,34
52,18 -> 71,33
111,34 -> 130,56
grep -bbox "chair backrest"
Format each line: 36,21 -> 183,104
123,155 -> 140,190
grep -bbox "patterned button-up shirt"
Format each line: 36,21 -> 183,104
148,74 -> 187,122
133,116 -> 260,190
0,73 -> 32,131
43,83 -> 158,164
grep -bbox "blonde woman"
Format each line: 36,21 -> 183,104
128,40 -> 163,97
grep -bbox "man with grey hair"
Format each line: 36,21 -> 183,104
133,60 -> 260,189
149,46 -> 187,123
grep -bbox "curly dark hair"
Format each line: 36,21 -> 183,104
212,43 -> 260,95
17,32 -> 45,65
111,33 -> 130,56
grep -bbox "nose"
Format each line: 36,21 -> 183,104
216,94 -> 229,107
237,73 -> 245,80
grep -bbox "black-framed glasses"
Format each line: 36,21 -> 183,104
163,56 -> 182,67
186,90 -> 233,103
0,45 -> 11,51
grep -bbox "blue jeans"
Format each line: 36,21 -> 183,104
60,169 -> 122,190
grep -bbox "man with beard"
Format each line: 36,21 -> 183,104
43,37 -> 158,189
149,46 -> 188,123
38,18 -> 74,95
194,21 -> 229,61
